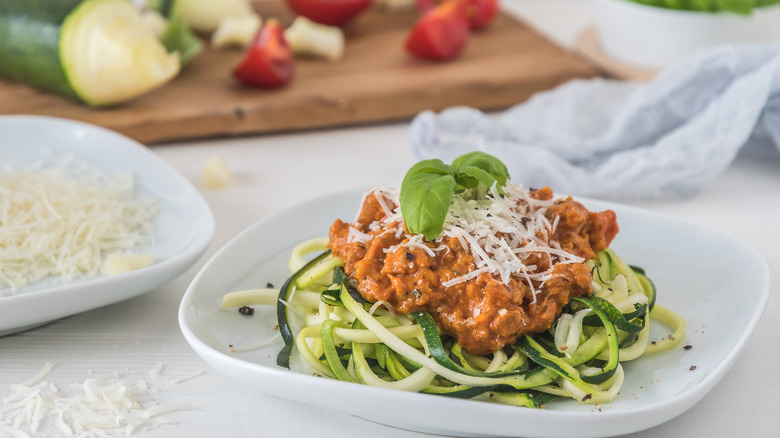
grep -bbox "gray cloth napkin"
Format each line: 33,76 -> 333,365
408,43 -> 780,198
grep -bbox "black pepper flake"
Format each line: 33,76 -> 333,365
689,365 -> 697,371
582,394 -> 592,402
520,216 -> 532,226
405,252 -> 416,261
684,345 -> 693,350
266,282 -> 275,288
238,306 -> 255,315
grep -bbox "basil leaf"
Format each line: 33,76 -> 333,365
455,166 -> 504,193
400,172 -> 455,241
451,152 -> 509,185
403,158 -> 453,179
399,152 -> 511,241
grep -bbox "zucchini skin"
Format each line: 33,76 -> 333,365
0,0 -> 82,100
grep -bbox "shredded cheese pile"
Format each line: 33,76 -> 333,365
0,362 -> 201,437
0,158 -> 157,291
349,185 -> 583,301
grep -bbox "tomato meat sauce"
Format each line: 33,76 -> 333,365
328,187 -> 619,355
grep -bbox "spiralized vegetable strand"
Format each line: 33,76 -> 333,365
222,237 -> 686,408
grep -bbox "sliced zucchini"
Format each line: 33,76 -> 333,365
0,0 -> 180,106
61,0 -> 179,106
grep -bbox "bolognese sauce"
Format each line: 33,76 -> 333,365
328,186 -> 618,355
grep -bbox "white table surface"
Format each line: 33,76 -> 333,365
2,1 -> 779,437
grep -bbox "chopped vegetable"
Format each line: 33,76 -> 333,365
169,0 -> 254,33
140,8 -> 168,37
211,14 -> 262,49
459,0 -> 498,29
160,13 -> 202,66
405,0 -> 470,61
284,0 -> 374,26
0,0 -> 180,106
416,0 -> 498,29
284,16 -> 345,61
233,19 -> 295,88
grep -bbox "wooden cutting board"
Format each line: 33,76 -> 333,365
0,2 -> 598,145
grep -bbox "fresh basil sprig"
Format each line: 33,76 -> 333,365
399,152 -> 510,241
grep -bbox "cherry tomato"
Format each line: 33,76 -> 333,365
405,0 -> 470,61
233,19 -> 294,88
285,0 -> 374,27
460,0 -> 498,30
416,0 -> 498,30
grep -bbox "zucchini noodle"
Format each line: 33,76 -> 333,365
223,239 -> 686,407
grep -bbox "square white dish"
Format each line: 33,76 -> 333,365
0,115 -> 214,335
179,188 -> 769,438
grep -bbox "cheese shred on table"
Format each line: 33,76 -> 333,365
0,362 -> 196,437
0,158 -> 157,291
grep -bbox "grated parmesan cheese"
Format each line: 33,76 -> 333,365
363,185 -> 584,301
0,157 -> 157,292
0,363 -> 199,437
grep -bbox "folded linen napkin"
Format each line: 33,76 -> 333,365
408,43 -> 780,198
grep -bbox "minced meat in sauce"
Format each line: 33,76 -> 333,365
328,187 -> 619,355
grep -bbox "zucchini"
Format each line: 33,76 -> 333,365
159,13 -> 202,66
320,319 -> 357,383
276,250 -> 333,368
0,0 -> 180,106
411,311 -> 528,378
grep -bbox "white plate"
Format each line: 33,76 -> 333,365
0,115 -> 214,336
179,189 -> 769,438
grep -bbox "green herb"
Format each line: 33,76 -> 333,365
399,152 -> 509,241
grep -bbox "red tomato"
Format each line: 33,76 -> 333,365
416,0 -> 498,30
460,0 -> 498,30
233,19 -> 294,88
405,0 -> 470,61
285,0 -> 374,27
